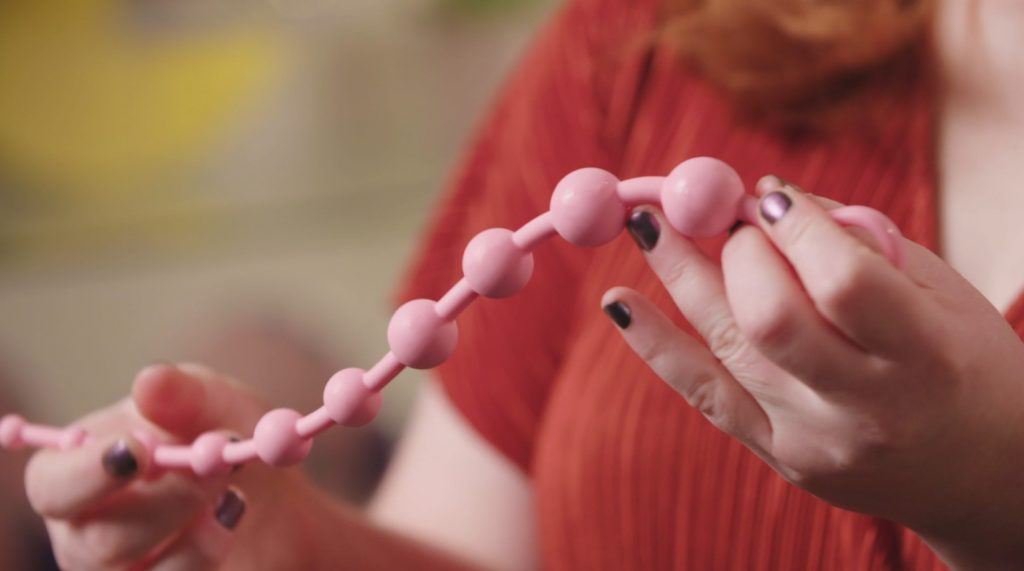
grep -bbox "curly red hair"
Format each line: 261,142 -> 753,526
662,0 -> 937,128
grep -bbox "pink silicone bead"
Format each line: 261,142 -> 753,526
59,426 -> 87,450
324,368 -> 381,427
550,168 -> 626,247
191,432 -> 232,477
387,299 -> 458,369
0,414 -> 25,450
347,392 -> 383,427
253,409 -> 312,467
462,228 -> 535,298
660,157 -> 745,239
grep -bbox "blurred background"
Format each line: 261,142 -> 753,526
0,0 -> 555,567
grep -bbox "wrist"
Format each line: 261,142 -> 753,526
911,416 -> 1024,570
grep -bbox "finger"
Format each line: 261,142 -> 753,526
752,178 -> 937,355
148,489 -> 245,571
601,287 -> 771,452
753,177 -> 900,258
626,208 -> 759,368
66,472 -> 228,566
25,434 -> 148,519
722,225 -> 865,387
131,364 -> 266,440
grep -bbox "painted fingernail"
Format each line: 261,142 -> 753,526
215,489 -> 246,530
760,191 -> 792,224
603,301 -> 632,329
102,440 -> 139,480
626,211 -> 660,251
727,220 -> 745,236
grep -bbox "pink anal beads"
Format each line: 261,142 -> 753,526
660,157 -> 746,238
0,156 -> 905,476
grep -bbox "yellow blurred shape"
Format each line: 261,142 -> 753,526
0,0 -> 281,201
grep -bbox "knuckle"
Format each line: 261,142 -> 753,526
673,369 -> 736,436
659,253 -> 698,292
741,299 -> 796,349
677,369 -> 718,416
780,213 -> 818,251
705,318 -> 748,364
814,251 -> 873,313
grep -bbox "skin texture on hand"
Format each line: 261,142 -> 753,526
603,176 -> 1024,571
22,364 -> 320,570
23,364 -> 508,571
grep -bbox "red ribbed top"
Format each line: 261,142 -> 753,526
396,0 -> 986,568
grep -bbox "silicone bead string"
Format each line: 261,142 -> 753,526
0,157 -> 905,477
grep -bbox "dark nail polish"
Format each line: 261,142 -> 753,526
102,440 -> 139,480
760,191 -> 792,224
626,211 -> 660,251
603,301 -> 632,329
215,489 -> 246,530
727,220 -> 745,236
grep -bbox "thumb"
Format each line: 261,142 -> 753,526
131,363 -> 268,440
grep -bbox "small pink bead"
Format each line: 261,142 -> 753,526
59,426 -> 87,450
660,157 -> 745,239
347,392 -> 383,427
550,168 -> 625,247
462,228 -> 535,298
191,432 -> 232,477
253,409 -> 312,467
324,368 -> 371,425
387,299 -> 458,369
0,414 -> 25,450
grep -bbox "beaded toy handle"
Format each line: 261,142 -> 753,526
0,157 -> 904,476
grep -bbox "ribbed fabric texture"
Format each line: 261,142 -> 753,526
397,0 -> 959,568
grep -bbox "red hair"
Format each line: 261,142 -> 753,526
661,0 -> 937,128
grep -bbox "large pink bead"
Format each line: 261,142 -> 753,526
462,228 -> 535,298
0,414 -> 25,450
346,392 -> 383,427
324,368 -> 382,427
253,409 -> 312,467
191,432 -> 231,477
660,157 -> 745,239
550,168 -> 625,247
387,299 -> 458,369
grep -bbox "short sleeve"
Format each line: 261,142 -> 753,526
394,0 -> 661,470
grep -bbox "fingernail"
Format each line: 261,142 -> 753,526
102,440 -> 139,480
603,301 -> 632,329
727,220 -> 744,236
760,191 -> 792,224
626,211 -> 660,251
215,489 -> 246,530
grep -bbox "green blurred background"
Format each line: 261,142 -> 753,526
0,0 -> 554,567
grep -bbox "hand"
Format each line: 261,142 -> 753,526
603,177 -> 1024,569
25,363 -> 320,570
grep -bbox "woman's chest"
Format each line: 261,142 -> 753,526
528,239 -> 937,570
938,108 -> 1024,312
